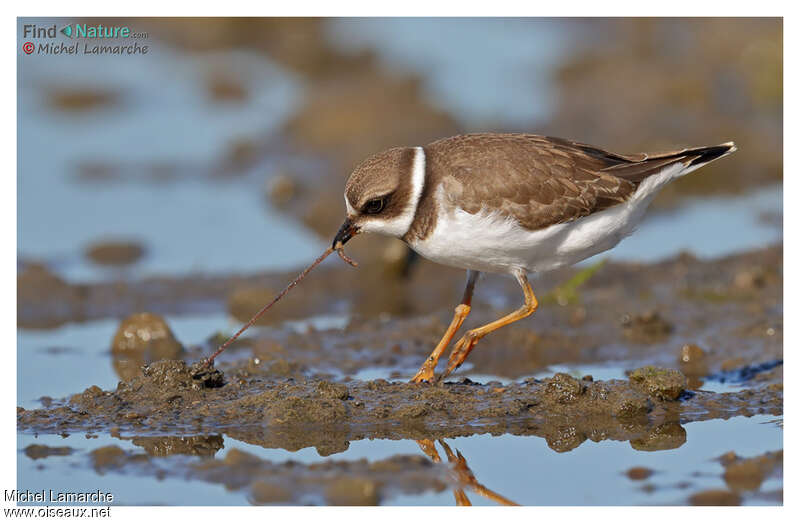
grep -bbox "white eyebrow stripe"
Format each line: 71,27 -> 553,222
407,146 -> 426,221
355,146 -> 426,239
344,193 -> 356,216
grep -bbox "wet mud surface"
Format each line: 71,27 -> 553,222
19,360 -> 781,455
18,244 -> 783,505
18,250 -> 783,505
19,245 -> 783,391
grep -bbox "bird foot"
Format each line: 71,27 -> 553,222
441,332 -> 480,380
410,363 -> 436,383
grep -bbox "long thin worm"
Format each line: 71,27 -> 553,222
204,245 -> 357,367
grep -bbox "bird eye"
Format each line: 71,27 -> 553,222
364,198 -> 385,214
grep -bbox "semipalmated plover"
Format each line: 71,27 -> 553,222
332,133 -> 736,383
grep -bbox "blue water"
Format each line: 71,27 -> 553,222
16,312 -> 231,409
326,18 -> 568,128
18,19 -> 323,283
17,18 -> 781,286
603,185 -> 782,263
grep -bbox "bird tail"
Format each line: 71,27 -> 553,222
601,141 -> 737,184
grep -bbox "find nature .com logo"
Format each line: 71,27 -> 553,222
22,22 -> 149,56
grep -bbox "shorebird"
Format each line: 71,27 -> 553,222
332,133 -> 736,383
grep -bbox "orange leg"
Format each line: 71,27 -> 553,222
440,270 -> 537,381
415,439 -> 442,463
453,489 -> 473,506
411,270 -> 479,383
439,440 -> 518,506
416,440 -> 472,505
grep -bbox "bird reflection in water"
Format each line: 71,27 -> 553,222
416,439 -> 519,506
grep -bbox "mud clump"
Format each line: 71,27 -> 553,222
207,75 -> 248,103
544,373 -> 585,404
111,313 -> 184,380
66,360 -> 225,430
130,435 -> 225,457
720,450 -> 783,492
678,344 -> 709,380
689,489 -> 741,506
235,383 -> 350,427
86,241 -> 145,266
271,395 -> 347,426
17,262 -> 84,329
24,444 -> 74,460
630,422 -> 686,452
625,467 -> 654,481
325,478 -> 380,505
316,381 -> 350,400
224,137 -> 260,172
138,360 -> 223,391
90,445 -> 144,472
266,173 -> 301,208
251,480 -> 292,504
611,391 -> 652,419
188,361 -> 225,389
621,311 -> 673,343
111,313 -> 183,357
628,366 -> 686,401
47,87 -> 119,112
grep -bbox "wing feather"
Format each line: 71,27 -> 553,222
426,134 -> 637,230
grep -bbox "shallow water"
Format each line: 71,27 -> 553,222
17,312 -> 231,409
326,18 -> 568,127
601,185 -> 782,263
18,20 -> 322,283
17,414 -> 781,506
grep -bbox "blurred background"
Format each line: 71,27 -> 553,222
18,17 -> 781,282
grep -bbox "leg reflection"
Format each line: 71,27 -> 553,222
415,439 -> 519,506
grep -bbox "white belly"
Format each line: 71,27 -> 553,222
408,164 -> 685,275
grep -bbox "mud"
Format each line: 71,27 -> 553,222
128,435 -> 225,457
689,489 -> 742,506
111,313 -> 185,381
18,244 -> 783,504
720,450 -> 783,492
686,448 -> 784,505
47,87 -> 120,113
18,358 -> 781,456
84,444 -> 448,505
625,467 -> 654,481
85,241 -> 145,266
628,367 -> 686,401
24,444 -> 75,460
18,243 -> 782,382
18,244 -> 783,464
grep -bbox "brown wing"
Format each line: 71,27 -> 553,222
424,133 -> 733,231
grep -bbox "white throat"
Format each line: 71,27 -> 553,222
357,146 -> 426,238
